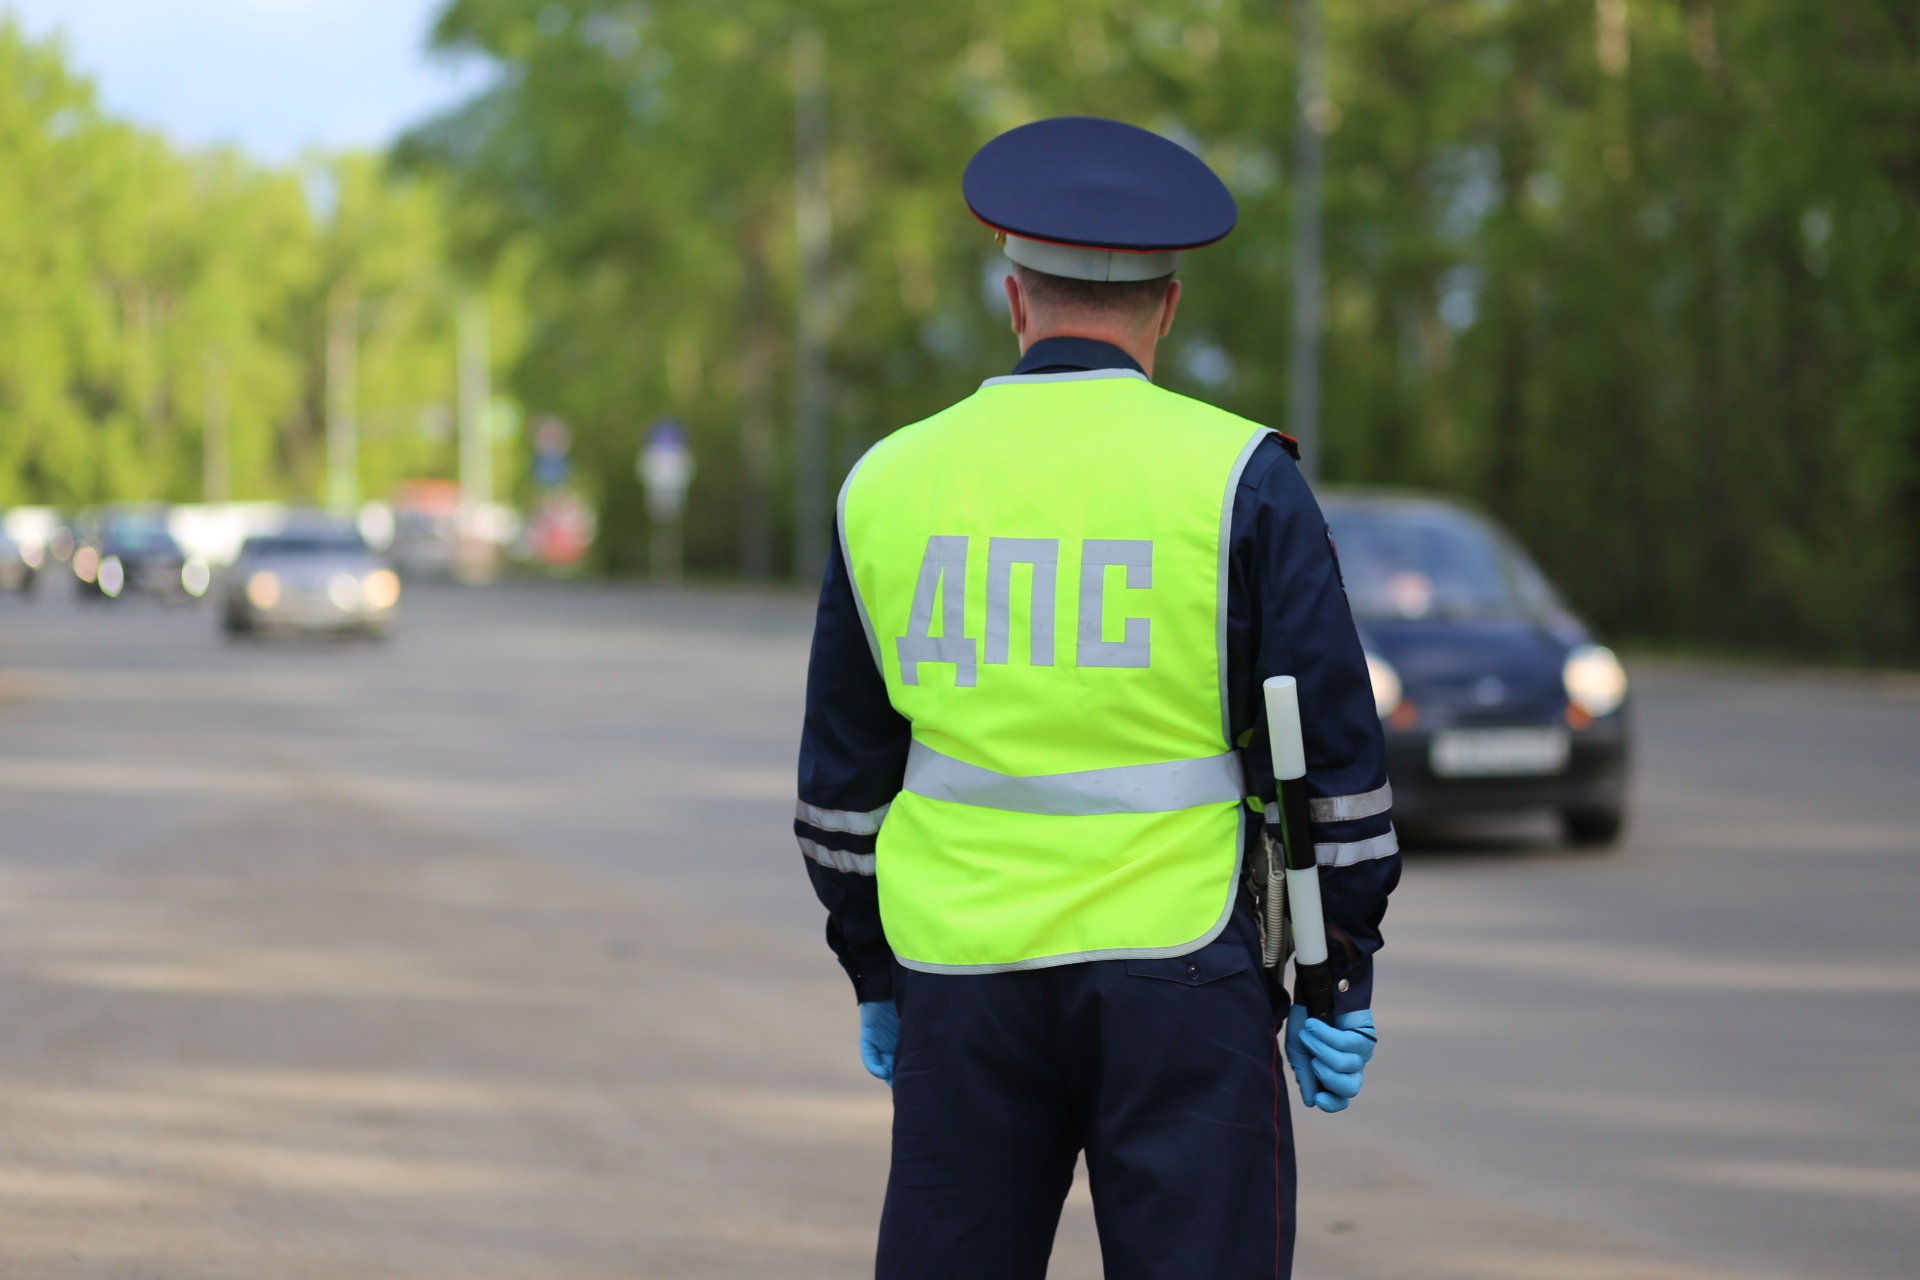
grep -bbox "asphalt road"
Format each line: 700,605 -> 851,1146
0,579 -> 1913,1278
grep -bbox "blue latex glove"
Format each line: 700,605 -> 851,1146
1285,1007 -> 1377,1113
858,1000 -> 899,1086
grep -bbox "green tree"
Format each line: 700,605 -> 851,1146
411,0 -> 1920,660
0,20 -> 521,514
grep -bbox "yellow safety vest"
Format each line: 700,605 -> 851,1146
840,368 -> 1270,972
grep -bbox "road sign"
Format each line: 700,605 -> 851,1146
639,421 -> 695,522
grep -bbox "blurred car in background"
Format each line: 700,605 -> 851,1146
0,525 -> 33,594
1322,492 -> 1630,846
71,505 -> 207,600
387,479 -> 521,582
389,479 -> 459,578
2,506 -> 62,593
222,519 -> 400,638
0,529 -> 30,594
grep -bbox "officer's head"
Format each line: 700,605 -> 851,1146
964,117 -> 1234,374
1003,264 -> 1181,351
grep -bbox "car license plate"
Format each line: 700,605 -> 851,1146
1430,727 -> 1571,778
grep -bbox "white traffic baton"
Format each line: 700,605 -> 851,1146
1262,675 -> 1336,1023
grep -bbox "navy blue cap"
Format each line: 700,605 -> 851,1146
964,117 -> 1236,281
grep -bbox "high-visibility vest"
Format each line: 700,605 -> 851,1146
839,368 -> 1271,972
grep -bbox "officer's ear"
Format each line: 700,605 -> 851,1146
1003,272 -> 1030,339
1155,279 -> 1183,340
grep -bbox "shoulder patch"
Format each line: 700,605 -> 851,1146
1275,432 -> 1301,461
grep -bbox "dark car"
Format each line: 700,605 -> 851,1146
222,521 -> 400,638
0,525 -> 34,594
72,506 -> 193,600
1322,493 -> 1629,846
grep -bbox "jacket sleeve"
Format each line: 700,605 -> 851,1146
1227,437 -> 1400,1016
796,522 -> 910,1004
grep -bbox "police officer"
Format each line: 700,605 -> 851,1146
796,117 -> 1398,1279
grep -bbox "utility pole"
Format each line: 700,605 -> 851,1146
202,351 -> 230,503
791,24 -> 830,585
325,281 -> 359,512
739,224 -> 775,581
457,292 -> 492,511
455,292 -> 496,582
1287,0 -> 1326,483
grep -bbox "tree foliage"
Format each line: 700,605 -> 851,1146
4,5 -> 1917,661
408,0 -> 1920,660
0,21 -> 517,512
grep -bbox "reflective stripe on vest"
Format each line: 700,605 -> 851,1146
841,371 -> 1271,973
904,740 -> 1245,816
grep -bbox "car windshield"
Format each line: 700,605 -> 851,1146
243,533 -> 365,557
1324,501 -> 1560,620
104,515 -> 176,553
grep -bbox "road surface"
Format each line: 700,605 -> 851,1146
0,581 -> 1912,1278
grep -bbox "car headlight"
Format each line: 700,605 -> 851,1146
98,555 -> 125,598
246,570 -> 281,609
327,573 -> 361,610
72,545 -> 99,583
1365,652 -> 1403,719
1564,644 -> 1627,717
360,568 -> 400,610
181,558 -> 212,597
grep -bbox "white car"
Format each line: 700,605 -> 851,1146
222,526 -> 400,638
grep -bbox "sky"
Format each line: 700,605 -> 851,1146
2,0 -> 492,161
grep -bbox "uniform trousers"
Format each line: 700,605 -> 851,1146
877,903 -> 1293,1280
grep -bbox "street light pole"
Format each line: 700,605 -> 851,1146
325,281 -> 359,512
203,350 -> 230,504
738,224 -> 775,581
792,24 -> 830,585
457,292 -> 493,514
1287,0 -> 1325,483
454,292 -> 498,582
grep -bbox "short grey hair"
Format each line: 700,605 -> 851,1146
1012,263 -> 1175,327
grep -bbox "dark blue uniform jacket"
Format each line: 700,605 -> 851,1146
797,337 -> 1399,1014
